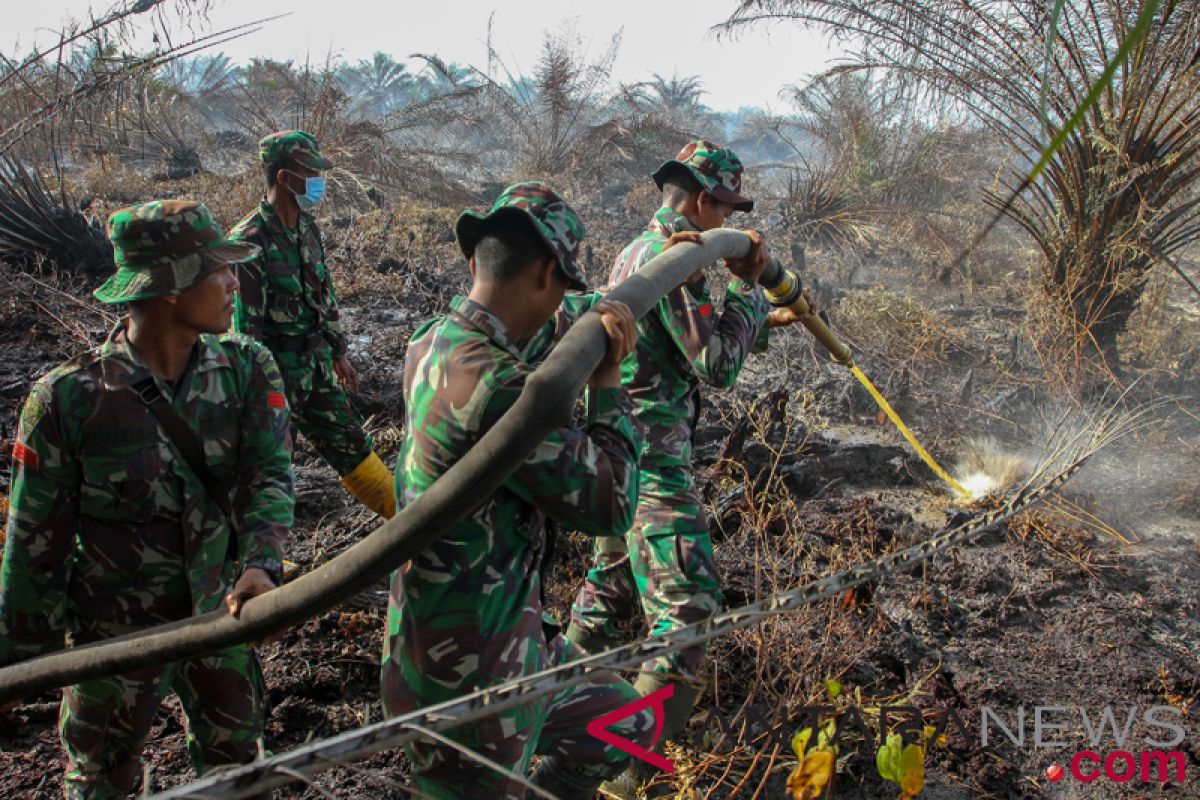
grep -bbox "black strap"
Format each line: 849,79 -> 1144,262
132,376 -> 241,559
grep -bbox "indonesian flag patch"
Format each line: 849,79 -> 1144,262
698,303 -> 713,318
267,392 -> 287,409
12,440 -> 38,469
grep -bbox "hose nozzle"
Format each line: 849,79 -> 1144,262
757,258 -> 854,365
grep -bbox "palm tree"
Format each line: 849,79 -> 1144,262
723,0 -> 1200,379
340,52 -> 414,117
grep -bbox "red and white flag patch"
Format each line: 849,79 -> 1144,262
267,392 -> 287,409
12,440 -> 39,469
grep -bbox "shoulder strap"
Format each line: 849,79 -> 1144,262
131,376 -> 240,536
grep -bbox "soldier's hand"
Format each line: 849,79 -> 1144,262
766,291 -> 819,328
766,307 -> 803,329
799,289 -> 819,317
226,568 -> 285,647
664,230 -> 704,250
591,300 -> 636,387
725,230 -> 768,283
664,231 -> 707,286
333,355 -> 360,394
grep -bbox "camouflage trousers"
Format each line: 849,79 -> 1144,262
385,633 -> 655,800
569,465 -> 722,678
275,347 -> 372,477
59,619 -> 264,800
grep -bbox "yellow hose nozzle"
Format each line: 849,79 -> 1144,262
758,259 -> 854,365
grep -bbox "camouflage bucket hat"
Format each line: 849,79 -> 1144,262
259,129 -> 333,171
455,182 -> 588,291
93,200 -> 259,304
652,139 -> 754,212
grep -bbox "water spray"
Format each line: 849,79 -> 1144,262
757,258 -> 974,500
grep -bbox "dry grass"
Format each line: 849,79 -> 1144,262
1116,265 -> 1200,377
831,287 -> 958,370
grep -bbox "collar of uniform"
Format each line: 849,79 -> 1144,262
257,198 -> 313,239
98,318 -> 227,394
98,318 -> 156,391
649,206 -> 698,238
447,295 -> 525,361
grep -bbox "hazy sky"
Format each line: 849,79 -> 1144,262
8,0 -> 845,112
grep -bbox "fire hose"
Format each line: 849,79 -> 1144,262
0,228 -> 769,704
149,407 -> 1135,799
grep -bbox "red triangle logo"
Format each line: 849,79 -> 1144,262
586,684 -> 676,774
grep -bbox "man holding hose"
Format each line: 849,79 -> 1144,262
568,140 -> 805,795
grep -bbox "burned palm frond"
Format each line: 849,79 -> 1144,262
0,157 -> 113,277
782,162 -> 877,251
1,17 -> 275,159
478,24 -> 624,181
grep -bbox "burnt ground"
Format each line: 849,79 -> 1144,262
1,202 -> 1199,800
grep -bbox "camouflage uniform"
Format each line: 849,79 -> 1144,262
229,131 -> 373,480
569,142 -> 769,730
380,184 -> 654,799
0,201 -> 294,799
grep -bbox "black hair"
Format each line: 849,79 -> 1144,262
472,213 -> 555,284
263,159 -> 292,189
661,167 -> 704,209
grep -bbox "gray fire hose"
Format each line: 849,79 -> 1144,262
0,228 -> 756,704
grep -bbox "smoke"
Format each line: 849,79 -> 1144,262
952,393 -> 1195,534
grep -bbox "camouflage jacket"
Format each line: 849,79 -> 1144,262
228,200 -> 348,357
0,321 -> 294,666
610,207 -> 769,471
382,294 -> 641,705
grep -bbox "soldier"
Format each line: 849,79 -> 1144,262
566,140 -> 805,792
228,129 -> 395,519
380,183 -> 655,799
0,200 -> 294,798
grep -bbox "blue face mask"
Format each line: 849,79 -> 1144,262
287,172 -> 326,210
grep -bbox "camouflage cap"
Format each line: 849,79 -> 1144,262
652,139 -> 754,212
258,130 -> 333,171
93,200 -> 259,304
455,182 -> 588,291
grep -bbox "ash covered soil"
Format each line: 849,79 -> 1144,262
1,203 -> 1198,800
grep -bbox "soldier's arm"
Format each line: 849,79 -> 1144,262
231,230 -> 268,340
233,343 -> 295,581
695,278 -> 771,387
483,362 -> 642,539
314,231 -> 349,358
0,381 -> 80,665
647,233 -> 771,388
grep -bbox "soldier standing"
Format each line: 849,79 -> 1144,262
380,183 -> 655,799
0,200 -> 294,798
567,140 -> 804,793
228,130 -> 395,519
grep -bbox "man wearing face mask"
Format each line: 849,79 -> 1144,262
229,130 -> 395,520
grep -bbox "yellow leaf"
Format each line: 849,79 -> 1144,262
826,678 -> 842,699
787,748 -> 835,800
897,742 -> 926,799
792,727 -> 814,759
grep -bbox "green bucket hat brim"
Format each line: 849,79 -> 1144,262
93,241 -> 259,304
456,206 -> 587,291
651,160 -> 755,212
